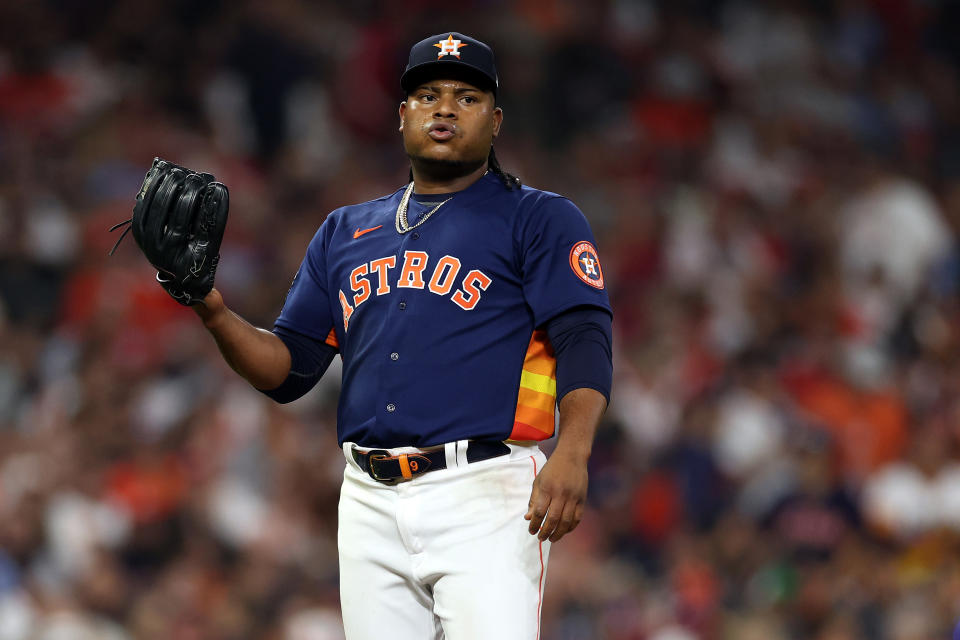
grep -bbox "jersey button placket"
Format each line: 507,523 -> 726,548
383,230 -> 415,430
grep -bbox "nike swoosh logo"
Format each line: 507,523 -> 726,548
353,225 -> 382,239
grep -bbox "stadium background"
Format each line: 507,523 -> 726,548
2,0 -> 960,638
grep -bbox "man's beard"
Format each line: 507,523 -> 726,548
408,153 -> 487,183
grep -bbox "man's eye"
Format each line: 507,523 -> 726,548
461,96 -> 476,104
420,94 -> 436,102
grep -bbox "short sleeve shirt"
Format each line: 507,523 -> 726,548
275,172 -> 611,447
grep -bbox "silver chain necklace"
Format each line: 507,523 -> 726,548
395,182 -> 452,234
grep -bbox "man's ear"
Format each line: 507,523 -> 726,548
492,106 -> 503,138
399,101 -> 407,131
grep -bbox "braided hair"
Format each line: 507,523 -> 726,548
487,147 -> 521,190
407,147 -> 521,191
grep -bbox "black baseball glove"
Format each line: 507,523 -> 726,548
109,157 -> 229,306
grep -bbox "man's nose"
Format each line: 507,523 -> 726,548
433,95 -> 458,117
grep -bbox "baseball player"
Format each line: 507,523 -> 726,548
119,32 -> 612,639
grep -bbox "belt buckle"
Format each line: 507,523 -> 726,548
365,450 -> 398,484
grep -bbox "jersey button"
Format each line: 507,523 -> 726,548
390,352 -> 399,361
399,302 -> 406,310
412,232 -> 420,239
386,403 -> 396,412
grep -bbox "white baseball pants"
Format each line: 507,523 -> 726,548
338,441 -> 550,640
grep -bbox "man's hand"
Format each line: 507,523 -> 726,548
524,387 -> 606,543
524,448 -> 588,542
110,157 -> 229,306
192,288 -> 226,325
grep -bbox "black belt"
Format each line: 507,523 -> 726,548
352,441 -> 511,484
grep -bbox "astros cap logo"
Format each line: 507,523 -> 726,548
569,241 -> 605,289
434,35 -> 468,59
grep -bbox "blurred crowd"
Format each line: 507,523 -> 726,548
2,0 -> 960,638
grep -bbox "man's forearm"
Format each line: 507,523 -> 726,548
554,387 -> 607,461
192,289 -> 291,390
524,387 -> 607,541
544,307 -> 612,461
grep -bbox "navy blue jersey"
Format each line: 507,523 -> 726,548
274,172 -> 611,448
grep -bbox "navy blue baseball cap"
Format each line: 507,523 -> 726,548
401,32 -> 499,97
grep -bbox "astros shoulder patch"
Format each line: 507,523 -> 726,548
569,241 -> 604,289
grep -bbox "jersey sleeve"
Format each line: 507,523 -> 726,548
519,196 -> 612,326
273,218 -> 340,348
259,326 -> 339,403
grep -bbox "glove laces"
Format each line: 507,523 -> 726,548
107,218 -> 133,256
